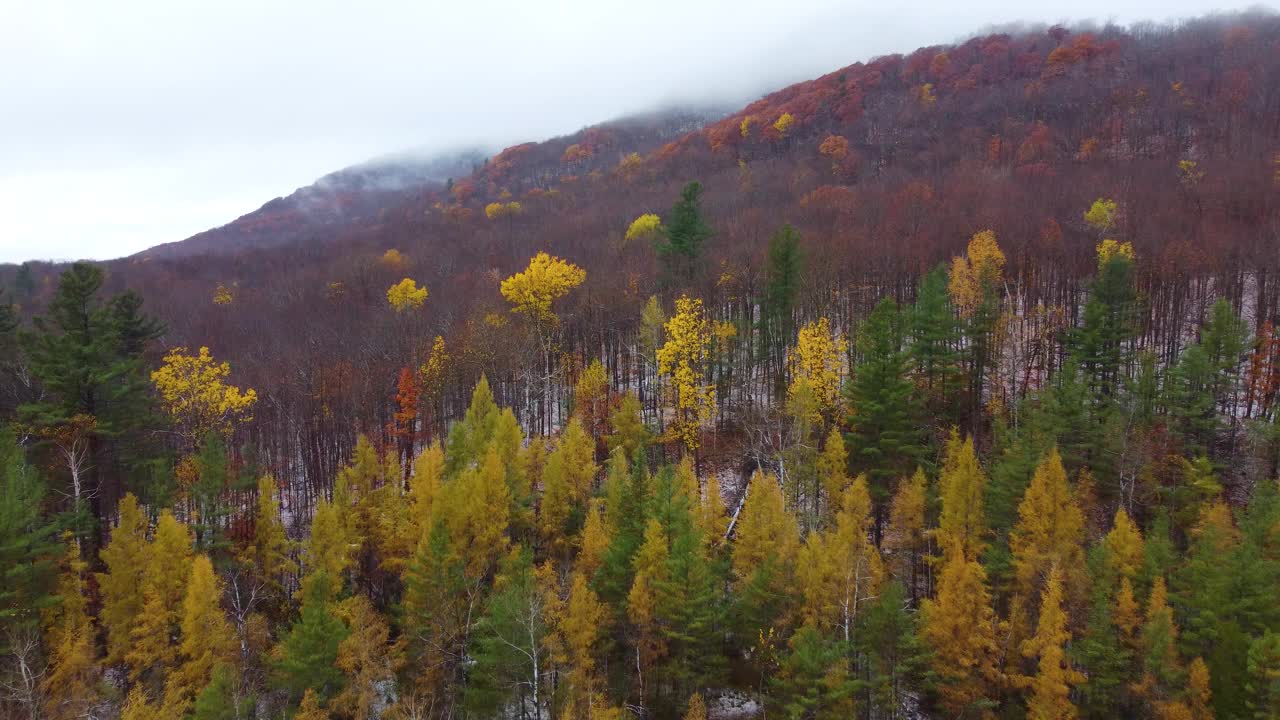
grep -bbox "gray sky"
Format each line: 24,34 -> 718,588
1,0 -> 1272,264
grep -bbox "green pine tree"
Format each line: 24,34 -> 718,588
656,181 -> 712,287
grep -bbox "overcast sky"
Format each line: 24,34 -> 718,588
1,0 -> 1273,264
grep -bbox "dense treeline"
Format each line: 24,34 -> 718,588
2,12 -> 1280,720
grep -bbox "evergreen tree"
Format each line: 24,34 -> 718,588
464,548 -> 551,719
274,572 -> 348,706
0,434 -> 59,651
1069,249 -> 1137,410
771,625 -> 856,719
1246,631 -> 1280,720
191,663 -> 253,720
656,181 -> 712,287
20,263 -> 162,544
856,581 -> 927,718
845,297 -> 925,501
762,224 -> 803,387
909,265 -> 963,425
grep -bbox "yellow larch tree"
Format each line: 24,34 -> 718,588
240,475 -> 296,602
921,544 -> 1002,716
151,346 -> 257,443
1009,448 -> 1086,602
1021,565 -> 1084,720
126,510 -> 193,683
885,468 -> 928,599
657,295 -> 716,454
443,444 -> 511,580
295,689 -> 331,720
1103,507 -> 1145,581
684,693 -> 708,720
169,554 -> 236,708
788,317 -> 847,423
307,498 -> 351,591
578,500 -> 610,579
731,470 -> 800,600
936,433 -> 988,560
334,594 -> 396,720
797,476 -> 883,641
628,518 -> 670,684
1185,656 -> 1213,720
816,427 -> 850,518
42,538 -> 98,720
697,472 -> 729,549
98,493 -> 150,664
386,278 -> 428,312
552,572 -> 608,719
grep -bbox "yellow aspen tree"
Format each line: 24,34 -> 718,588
885,469 -> 928,597
948,229 -> 1006,317
334,595 -> 396,720
98,493 -> 149,664
42,539 -> 97,720
1103,508 -> 1145,581
386,278 -> 428,311
628,519 -> 670,683
499,252 -> 586,322
295,689 -> 331,720
578,501 -> 610,580
921,544 -> 1001,716
150,346 -> 257,443
1022,566 -> 1084,720
625,213 -> 663,244
816,427 -> 850,516
656,295 -> 716,454
169,555 -> 236,708
731,471 -> 800,595
936,433 -> 987,559
788,317 -> 847,422
1010,448 -> 1086,601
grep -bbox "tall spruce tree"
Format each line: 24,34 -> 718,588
845,297 -> 925,502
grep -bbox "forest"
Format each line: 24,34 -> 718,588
2,12 -> 1280,720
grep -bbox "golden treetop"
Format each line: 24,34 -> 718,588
1083,198 -> 1117,234
1096,239 -> 1136,267
500,252 -> 586,323
386,278 -> 428,312
948,229 -> 1006,316
624,213 -> 663,243
788,317 -> 847,420
772,112 -> 796,136
151,346 -> 257,442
